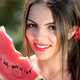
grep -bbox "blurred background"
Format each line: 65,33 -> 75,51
0,0 -> 25,54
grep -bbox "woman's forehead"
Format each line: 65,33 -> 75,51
28,3 -> 54,25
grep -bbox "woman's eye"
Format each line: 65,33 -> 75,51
48,25 -> 56,31
26,23 -> 37,29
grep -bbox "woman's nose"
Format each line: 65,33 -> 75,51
34,29 -> 48,43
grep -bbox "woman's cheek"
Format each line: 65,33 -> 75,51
26,32 -> 35,45
49,33 -> 57,44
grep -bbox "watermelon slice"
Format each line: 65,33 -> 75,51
0,27 -> 44,80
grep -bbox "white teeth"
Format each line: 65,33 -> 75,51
36,44 -> 49,48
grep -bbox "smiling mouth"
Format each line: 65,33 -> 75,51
33,43 -> 51,52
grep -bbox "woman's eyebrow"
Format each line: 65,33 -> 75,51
27,19 -> 37,24
27,19 -> 55,26
45,22 -> 55,26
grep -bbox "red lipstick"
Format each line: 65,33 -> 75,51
33,43 -> 51,52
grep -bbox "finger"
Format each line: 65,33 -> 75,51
0,26 -> 6,32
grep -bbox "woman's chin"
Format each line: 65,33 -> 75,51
36,53 -> 53,61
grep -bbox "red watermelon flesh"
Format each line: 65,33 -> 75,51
0,30 -> 39,80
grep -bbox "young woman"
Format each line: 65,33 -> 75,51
23,0 -> 80,80
0,0 -> 80,80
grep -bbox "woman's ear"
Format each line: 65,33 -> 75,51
68,26 -> 77,40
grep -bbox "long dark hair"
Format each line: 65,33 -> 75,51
67,0 -> 80,80
23,0 -> 80,80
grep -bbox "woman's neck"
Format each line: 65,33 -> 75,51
38,51 -> 63,79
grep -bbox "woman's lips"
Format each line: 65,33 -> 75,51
33,43 -> 51,52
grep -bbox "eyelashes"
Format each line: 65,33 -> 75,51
26,23 -> 38,29
26,23 -> 56,32
48,25 -> 56,31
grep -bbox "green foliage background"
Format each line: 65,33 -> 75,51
0,0 -> 25,53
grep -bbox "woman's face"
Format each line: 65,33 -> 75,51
26,3 -> 61,60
